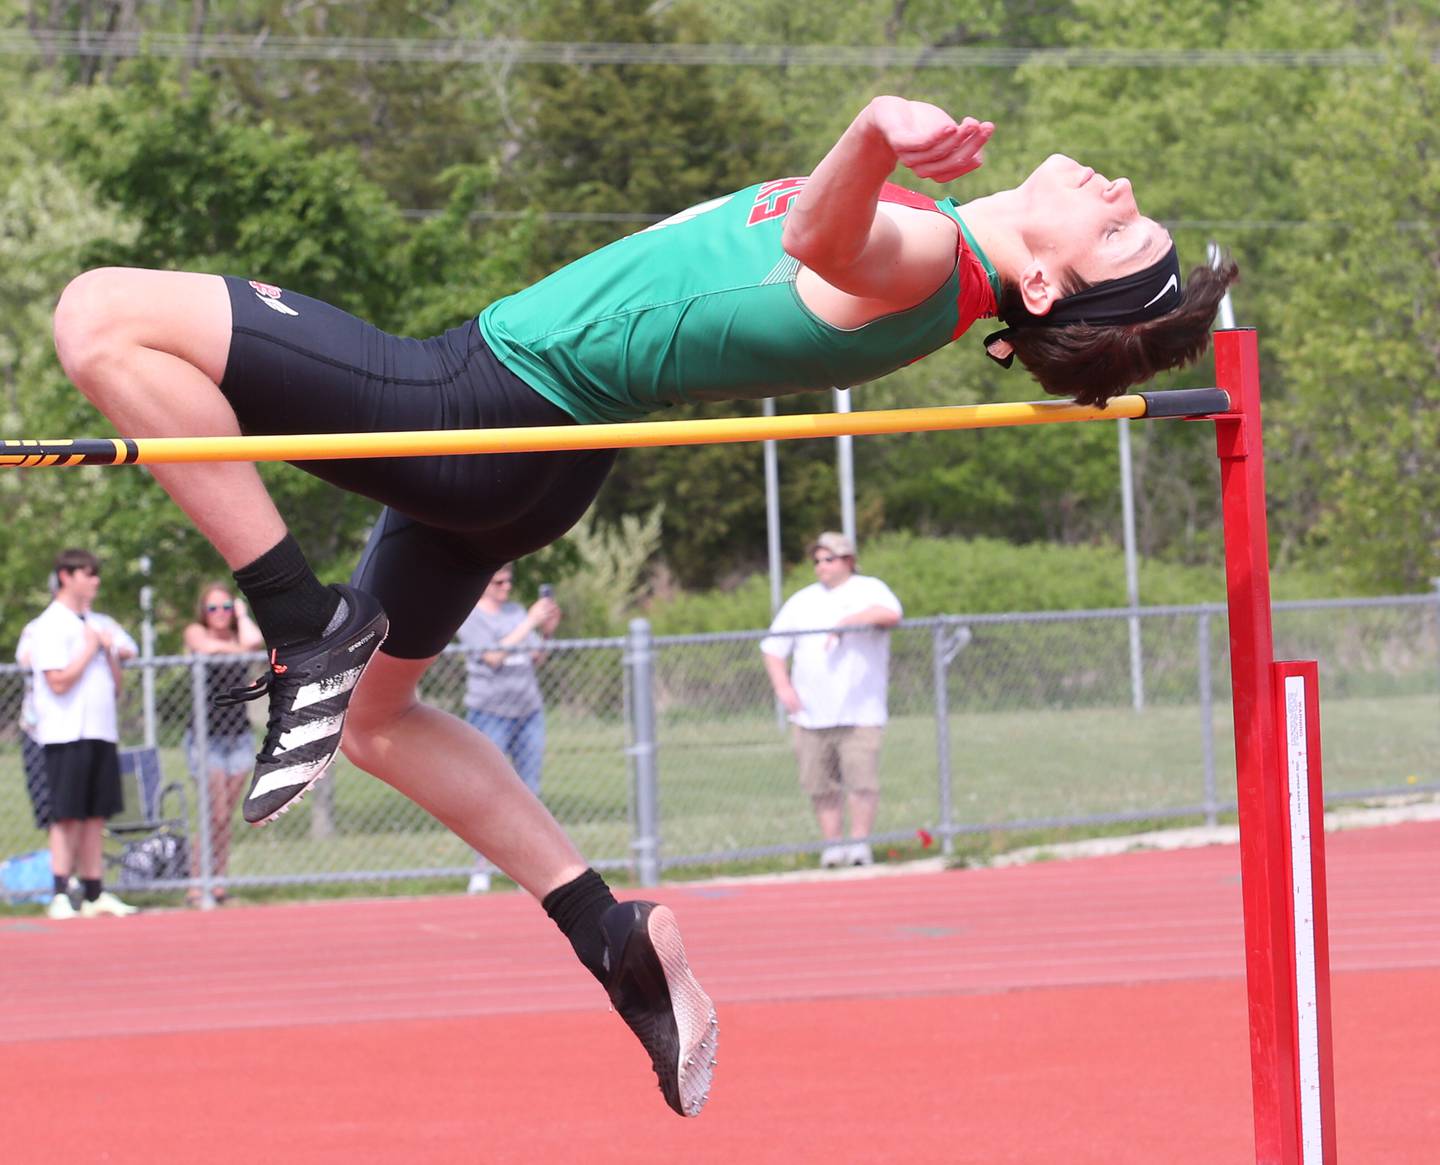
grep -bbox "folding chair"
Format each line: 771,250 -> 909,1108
105,747 -> 191,890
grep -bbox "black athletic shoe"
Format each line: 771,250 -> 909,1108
599,900 -> 718,1117
215,584 -> 388,826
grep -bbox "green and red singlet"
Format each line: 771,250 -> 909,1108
479,180 -> 1000,424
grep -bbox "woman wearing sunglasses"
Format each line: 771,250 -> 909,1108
183,583 -> 265,905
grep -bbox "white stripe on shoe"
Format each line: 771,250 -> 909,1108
273,713 -> 345,755
248,761 -> 329,800
290,665 -> 365,711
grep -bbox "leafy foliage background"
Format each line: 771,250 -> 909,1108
1,0 -> 1435,644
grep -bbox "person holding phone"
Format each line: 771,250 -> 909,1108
454,564 -> 560,891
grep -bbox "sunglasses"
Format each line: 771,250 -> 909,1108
813,555 -> 844,565
206,601 -> 235,613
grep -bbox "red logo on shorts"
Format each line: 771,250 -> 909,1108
248,280 -> 299,317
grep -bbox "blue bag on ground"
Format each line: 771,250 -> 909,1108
0,850 -> 53,903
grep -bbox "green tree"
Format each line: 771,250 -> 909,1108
208,0 -> 515,209
21,75 -> 417,646
7,0 -> 515,209
0,131 -> 140,648
22,69 -> 552,646
1269,17 -> 1440,589
52,72 -> 401,320
498,0 -> 788,273
2,0 -> 1429,611
386,162 -> 540,338
977,0 -> 1364,567
489,0 -> 808,582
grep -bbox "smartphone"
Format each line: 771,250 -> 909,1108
538,583 -> 554,599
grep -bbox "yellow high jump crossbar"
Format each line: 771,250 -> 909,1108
0,388 -> 1229,468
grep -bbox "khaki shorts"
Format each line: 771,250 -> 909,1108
792,725 -> 883,798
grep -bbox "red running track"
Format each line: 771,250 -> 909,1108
1,820 -> 1436,1164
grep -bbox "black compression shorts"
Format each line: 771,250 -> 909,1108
219,277 -> 616,658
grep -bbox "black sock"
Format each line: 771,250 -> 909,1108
542,869 -> 619,985
53,874 -> 69,896
232,534 -> 342,648
81,879 -> 101,903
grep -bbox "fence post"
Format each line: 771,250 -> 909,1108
625,618 -> 661,888
1198,610 -> 1218,826
1118,418 -> 1146,711
1432,579 -> 1440,721
932,621 -> 972,859
932,622 -> 954,858
189,657 -> 216,909
310,758 -> 336,840
139,555 -> 156,747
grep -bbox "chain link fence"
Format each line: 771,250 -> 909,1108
3,594 -> 1438,900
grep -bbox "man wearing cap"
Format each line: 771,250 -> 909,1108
761,534 -> 902,868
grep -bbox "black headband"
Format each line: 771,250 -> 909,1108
984,242 -> 1182,368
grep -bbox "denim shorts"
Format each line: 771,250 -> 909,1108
465,707 -> 545,795
185,730 -> 256,777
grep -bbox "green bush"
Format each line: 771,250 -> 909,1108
646,533 -> 1337,634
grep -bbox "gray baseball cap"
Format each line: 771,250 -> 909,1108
809,531 -> 856,559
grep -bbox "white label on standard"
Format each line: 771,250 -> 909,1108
1285,673 -> 1323,1161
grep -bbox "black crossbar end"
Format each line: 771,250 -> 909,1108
1138,388 -> 1231,419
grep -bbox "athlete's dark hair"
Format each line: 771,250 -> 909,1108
996,257 -> 1240,407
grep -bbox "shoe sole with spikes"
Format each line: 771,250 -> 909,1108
600,901 -> 718,1117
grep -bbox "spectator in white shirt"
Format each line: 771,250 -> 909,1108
761,533 -> 902,868
28,548 -> 139,919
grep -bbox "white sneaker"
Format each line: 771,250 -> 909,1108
466,870 -> 492,894
47,893 -> 76,920
847,842 -> 874,867
819,844 -> 848,869
80,891 -> 138,918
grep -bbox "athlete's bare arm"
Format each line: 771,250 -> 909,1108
783,96 -> 993,322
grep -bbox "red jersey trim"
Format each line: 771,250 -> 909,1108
878,183 -> 996,344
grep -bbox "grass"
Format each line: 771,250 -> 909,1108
2,692 -> 1436,910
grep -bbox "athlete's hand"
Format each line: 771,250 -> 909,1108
867,97 -> 993,182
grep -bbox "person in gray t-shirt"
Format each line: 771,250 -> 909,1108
455,564 -> 560,893
455,563 -> 560,795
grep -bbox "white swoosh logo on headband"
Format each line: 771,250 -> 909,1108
1143,274 -> 1179,309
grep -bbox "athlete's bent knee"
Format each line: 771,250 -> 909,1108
52,268 -> 136,391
